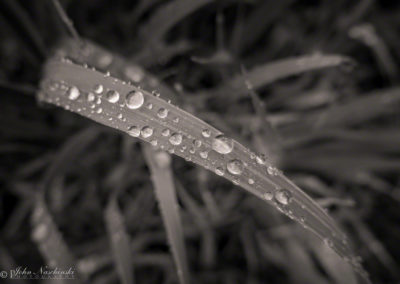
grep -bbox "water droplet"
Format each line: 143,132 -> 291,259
87,92 -> 95,102
93,84 -> 103,94
227,159 -> 244,175
105,90 -> 119,103
96,97 -> 101,104
267,166 -> 277,175
215,167 -> 225,176
151,140 -> 158,146
146,103 -> 153,110
117,113 -> 123,119
200,151 -> 208,159
173,117 -> 179,123
256,154 -> 267,165
275,189 -> 292,205
212,135 -> 234,154
162,129 -> 170,136
126,91 -> 144,109
96,108 -> 103,114
157,108 -> 168,119
263,192 -> 273,200
189,147 -> 196,154
67,86 -> 80,100
154,151 -> 171,168
141,126 -> 153,138
324,238 -> 334,248
193,140 -> 202,148
248,178 -> 254,185
169,133 -> 183,145
202,129 -> 211,138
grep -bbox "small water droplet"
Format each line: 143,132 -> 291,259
96,108 -> 103,114
93,84 -> 103,94
267,166 -> 275,175
96,97 -> 101,104
202,129 -> 211,138
227,159 -> 244,175
212,135 -> 234,154
67,86 -> 80,100
117,113 -> 123,119
189,147 -> 196,154
263,192 -> 273,200
173,117 -> 179,123
169,133 -> 183,145
256,154 -> 267,165
126,91 -> 144,109
106,90 -> 120,103
193,140 -> 202,148
200,151 -> 208,159
215,167 -> 225,176
141,126 -> 153,138
151,140 -> 158,146
248,178 -> 254,185
146,103 -> 153,109
275,189 -> 292,205
162,129 -> 170,136
87,92 -> 95,102
157,108 -> 168,119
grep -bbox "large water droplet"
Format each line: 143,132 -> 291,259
67,86 -> 80,100
106,90 -> 120,103
227,159 -> 243,175
141,126 -> 153,138
275,189 -> 292,205
212,135 -> 233,154
126,91 -> 144,109
169,133 -> 183,145
157,108 -> 168,119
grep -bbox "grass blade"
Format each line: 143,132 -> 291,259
38,58 -> 369,280
143,146 -> 191,284
104,195 -> 134,284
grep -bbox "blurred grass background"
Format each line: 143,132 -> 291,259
1,0 -> 400,283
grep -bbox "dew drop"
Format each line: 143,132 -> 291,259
146,103 -> 153,110
267,166 -> 275,175
227,159 -> 244,175
105,90 -> 119,103
189,147 -> 196,154
141,126 -> 153,138
93,84 -> 103,94
117,113 -> 123,119
256,154 -> 267,165
200,151 -> 208,159
263,192 -> 273,200
96,108 -> 103,114
212,135 -> 234,154
193,140 -> 202,148
126,90 -> 144,109
275,189 -> 292,205
151,140 -> 158,146
248,178 -> 254,185
173,117 -> 179,123
67,86 -> 80,100
215,167 -> 225,176
169,133 -> 183,145
202,129 -> 211,138
162,129 -> 170,136
157,108 -> 168,119
87,92 -> 95,102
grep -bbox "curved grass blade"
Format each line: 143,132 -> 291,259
38,58 -> 369,280
139,0 -> 215,45
217,54 -> 354,98
104,195 -> 134,284
143,146 -> 191,284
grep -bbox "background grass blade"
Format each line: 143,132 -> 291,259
38,58 -> 370,280
143,146 -> 191,284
